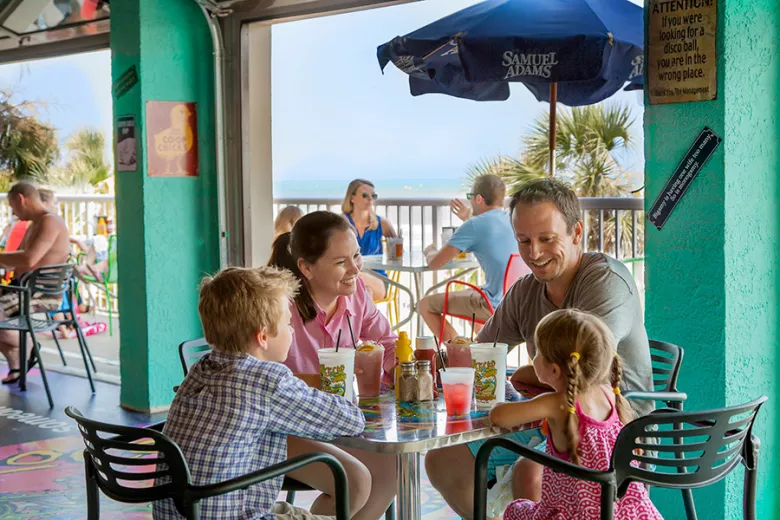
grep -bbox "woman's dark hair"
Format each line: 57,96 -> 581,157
268,211 -> 353,322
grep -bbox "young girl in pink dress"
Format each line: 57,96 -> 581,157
490,309 -> 663,520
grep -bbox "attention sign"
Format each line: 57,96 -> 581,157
648,0 -> 717,105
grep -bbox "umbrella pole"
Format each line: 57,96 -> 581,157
549,82 -> 557,177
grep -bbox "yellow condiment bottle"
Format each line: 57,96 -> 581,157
394,331 -> 413,399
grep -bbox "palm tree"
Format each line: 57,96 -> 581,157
0,90 -> 58,180
467,102 -> 642,256
46,128 -> 111,191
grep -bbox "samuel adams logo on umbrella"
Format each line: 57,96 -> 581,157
502,51 -> 559,79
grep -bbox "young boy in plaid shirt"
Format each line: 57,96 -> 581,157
153,266 -> 365,520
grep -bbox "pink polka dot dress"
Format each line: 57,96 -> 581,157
504,391 -> 663,520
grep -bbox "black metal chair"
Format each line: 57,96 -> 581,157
0,264 -> 96,408
65,407 -> 350,520
474,396 -> 767,520
178,337 -> 212,374
625,340 -> 687,410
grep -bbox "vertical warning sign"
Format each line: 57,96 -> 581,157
648,0 -> 717,105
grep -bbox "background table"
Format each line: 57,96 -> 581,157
332,385 -> 532,520
362,253 -> 480,334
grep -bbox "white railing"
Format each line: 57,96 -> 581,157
0,194 -> 117,238
274,196 -> 645,260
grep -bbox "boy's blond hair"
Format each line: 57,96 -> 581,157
198,266 -> 299,354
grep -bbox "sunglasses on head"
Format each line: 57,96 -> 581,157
361,192 -> 379,200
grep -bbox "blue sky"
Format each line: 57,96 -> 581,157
0,0 -> 644,197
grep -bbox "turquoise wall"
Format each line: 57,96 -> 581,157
111,0 -> 219,411
644,1 -> 779,518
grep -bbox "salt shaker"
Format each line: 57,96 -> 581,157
416,360 -> 434,402
398,361 -> 418,403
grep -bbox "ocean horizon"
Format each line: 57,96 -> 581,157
274,178 -> 469,200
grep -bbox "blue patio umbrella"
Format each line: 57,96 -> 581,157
377,0 -> 643,174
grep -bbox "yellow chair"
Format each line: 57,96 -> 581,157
373,270 -> 401,328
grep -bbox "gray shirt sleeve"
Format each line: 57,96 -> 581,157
572,260 -> 654,417
572,265 -> 634,344
476,280 -> 526,346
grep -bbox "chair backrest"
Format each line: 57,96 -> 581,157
21,264 -> 75,297
649,340 -> 684,393
105,234 -> 118,284
65,406 -> 192,513
179,337 -> 212,376
612,396 -> 767,497
503,253 -> 531,294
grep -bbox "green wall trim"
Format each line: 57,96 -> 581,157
645,1 -> 779,518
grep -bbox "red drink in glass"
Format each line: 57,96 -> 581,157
446,337 -> 473,368
440,368 -> 474,416
354,343 -> 384,398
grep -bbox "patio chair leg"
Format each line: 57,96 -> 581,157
682,489 -> 697,520
73,321 -> 96,393
105,282 -> 114,336
84,453 -> 101,520
68,310 -> 97,372
285,490 -> 296,504
31,336 -> 54,408
52,332 -> 68,366
18,331 -> 28,391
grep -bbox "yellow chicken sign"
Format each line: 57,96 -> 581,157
146,101 -> 198,177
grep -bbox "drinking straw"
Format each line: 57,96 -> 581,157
434,335 -> 446,372
336,329 -> 342,353
493,324 -> 501,348
346,314 -> 357,347
470,313 -> 476,341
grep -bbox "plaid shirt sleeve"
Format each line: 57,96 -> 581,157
266,372 -> 365,441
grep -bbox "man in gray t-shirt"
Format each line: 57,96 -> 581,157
424,179 -> 653,519
479,252 -> 653,417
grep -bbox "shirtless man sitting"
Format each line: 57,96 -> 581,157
0,182 -> 70,384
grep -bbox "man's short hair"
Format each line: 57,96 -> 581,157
8,182 -> 40,200
509,178 -> 581,233
472,174 -> 506,206
198,266 -> 299,354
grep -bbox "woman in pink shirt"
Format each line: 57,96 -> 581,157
269,211 -> 396,520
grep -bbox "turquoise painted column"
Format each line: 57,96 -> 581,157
645,1 -> 780,518
111,0 -> 219,411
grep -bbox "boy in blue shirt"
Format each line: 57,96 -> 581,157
154,266 -> 365,520
419,174 -> 519,341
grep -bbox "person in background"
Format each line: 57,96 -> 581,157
0,182 -> 70,384
274,205 -> 303,240
269,211 -> 397,520
153,266 -> 366,520
417,174 -> 516,341
341,179 -> 397,300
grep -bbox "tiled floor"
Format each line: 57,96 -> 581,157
0,368 -> 459,519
